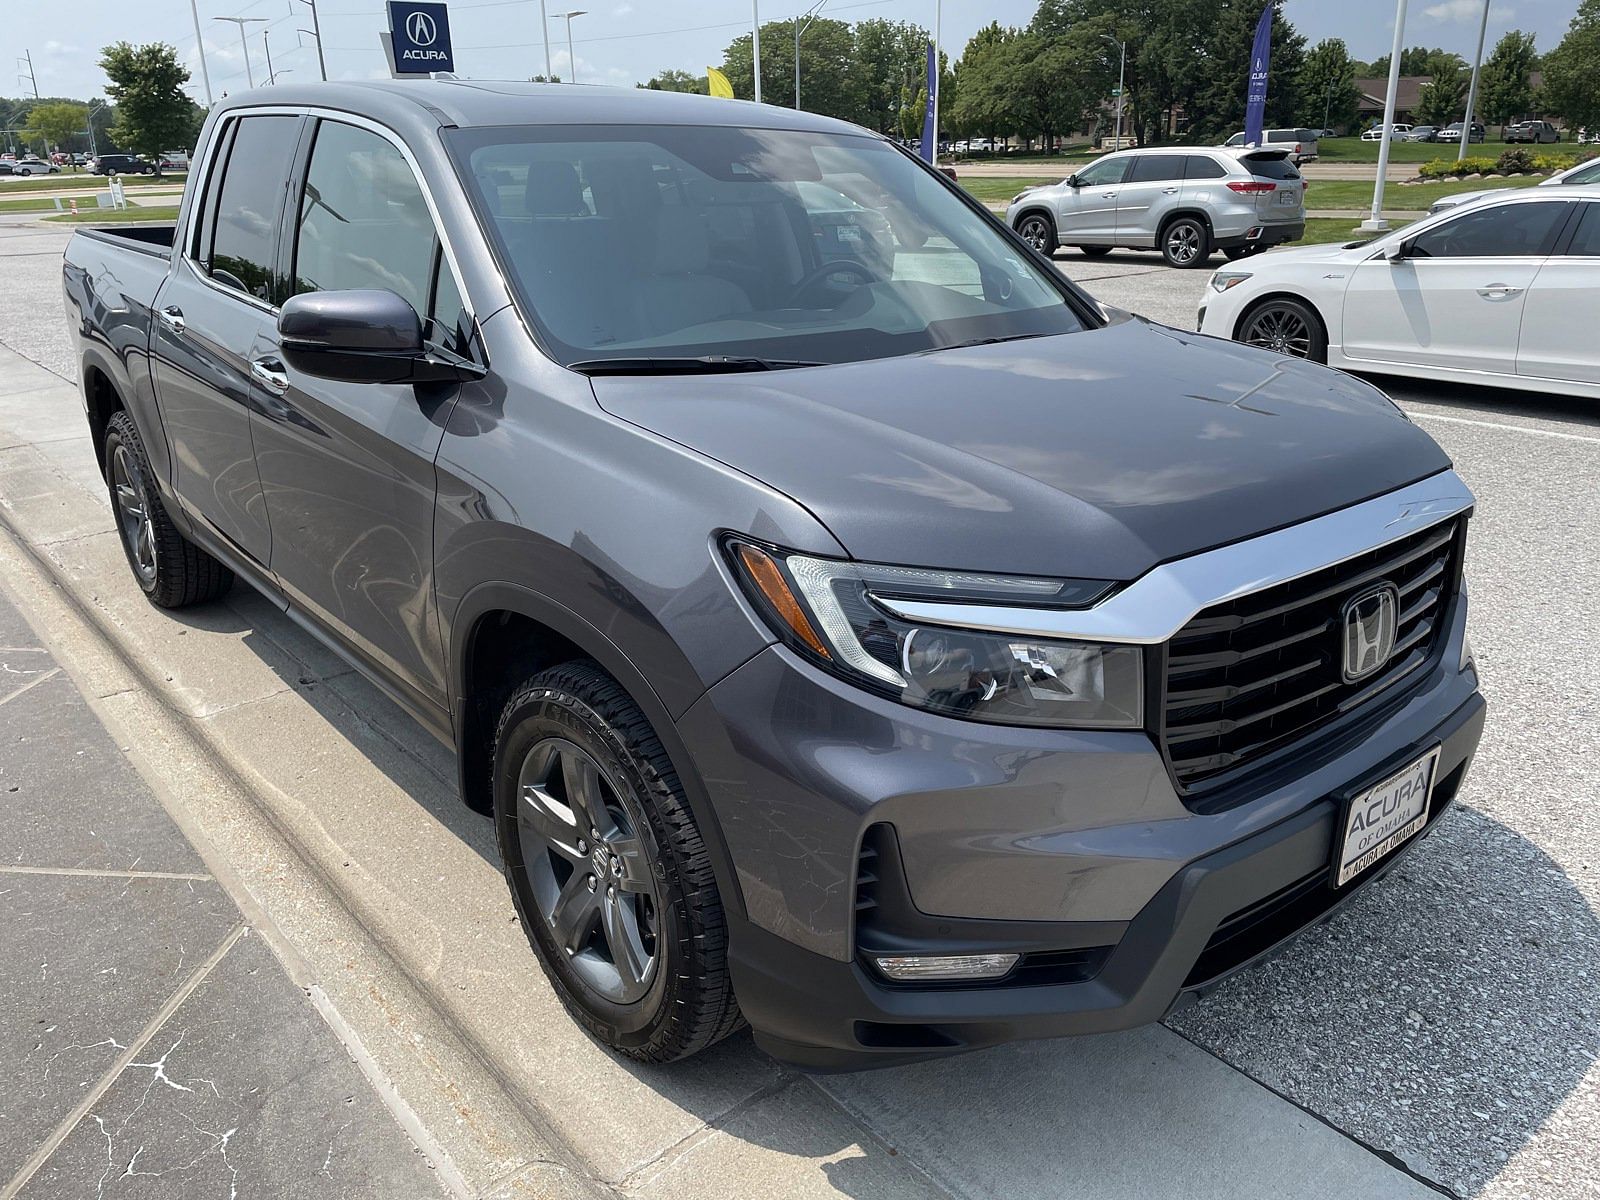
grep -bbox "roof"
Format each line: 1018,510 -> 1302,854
212,79 -> 869,138
1354,76 -> 1431,113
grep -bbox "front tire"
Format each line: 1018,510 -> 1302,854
1015,212 -> 1057,258
493,660 -> 742,1063
103,411 -> 233,608
1161,216 -> 1211,268
1237,297 -> 1329,363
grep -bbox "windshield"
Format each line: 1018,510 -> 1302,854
447,124 -> 1087,369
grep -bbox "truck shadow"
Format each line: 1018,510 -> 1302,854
216,589 -> 1597,1199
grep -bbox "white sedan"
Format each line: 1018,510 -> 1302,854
1196,187 -> 1600,398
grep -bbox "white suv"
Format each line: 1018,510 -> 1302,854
1006,147 -> 1307,269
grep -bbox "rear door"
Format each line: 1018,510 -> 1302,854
1114,154 -> 1185,245
248,116 -> 477,715
150,113 -> 306,570
1341,198 -> 1572,373
1515,201 -> 1600,386
1055,155 -> 1127,243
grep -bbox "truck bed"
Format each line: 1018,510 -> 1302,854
73,224 -> 177,257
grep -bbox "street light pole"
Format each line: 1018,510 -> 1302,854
1101,34 -> 1125,150
930,0 -> 941,156
793,0 -> 828,110
752,1 -> 762,103
539,0 -> 553,80
1458,0 -> 1490,162
555,11 -> 586,84
264,29 -> 276,85
296,0 -> 328,81
1362,0 -> 1408,232
188,0 -> 214,103
214,17 -> 268,90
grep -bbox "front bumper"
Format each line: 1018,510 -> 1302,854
677,585 -> 1483,1070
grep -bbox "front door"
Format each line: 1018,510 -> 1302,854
248,117 -> 475,716
1341,199 -> 1571,373
1054,156 -> 1128,244
151,114 -> 305,568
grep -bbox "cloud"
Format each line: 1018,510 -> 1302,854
1422,0 -> 1512,22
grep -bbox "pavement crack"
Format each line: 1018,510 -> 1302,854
0,866 -> 213,882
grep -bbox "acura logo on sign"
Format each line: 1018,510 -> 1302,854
1342,583 -> 1399,682
407,11 -> 437,45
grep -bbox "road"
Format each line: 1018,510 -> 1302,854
0,219 -> 1595,1200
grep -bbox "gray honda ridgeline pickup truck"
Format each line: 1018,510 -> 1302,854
63,81 -> 1484,1071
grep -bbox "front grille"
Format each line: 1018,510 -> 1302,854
1163,517 -> 1461,788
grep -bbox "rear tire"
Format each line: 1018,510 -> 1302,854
1161,216 -> 1211,268
103,411 -> 233,608
493,660 -> 743,1063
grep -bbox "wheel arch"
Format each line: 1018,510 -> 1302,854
1157,207 -> 1214,241
82,362 -> 126,476
449,581 -> 749,919
1012,205 -> 1057,235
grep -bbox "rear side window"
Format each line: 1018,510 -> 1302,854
1563,205 -> 1600,257
1266,129 -> 1299,141
1242,154 -> 1302,181
207,115 -> 301,304
1128,155 -> 1184,183
1564,160 -> 1600,186
1185,156 -> 1227,180
1409,200 -> 1569,258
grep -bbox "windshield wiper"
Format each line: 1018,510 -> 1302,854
927,333 -> 1050,354
566,355 -> 827,375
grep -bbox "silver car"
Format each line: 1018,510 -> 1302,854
1006,147 -> 1307,269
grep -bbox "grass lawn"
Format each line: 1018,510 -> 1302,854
43,205 -> 181,224
960,176 -> 1063,204
0,171 -> 185,193
1315,137 -> 1533,163
1286,216 -> 1416,247
1305,174 -> 1542,211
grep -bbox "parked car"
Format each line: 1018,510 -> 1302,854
1199,187 -> 1600,398
1505,120 -> 1559,144
86,154 -> 156,175
10,156 -> 60,176
159,150 -> 190,169
1009,145 -> 1306,268
1361,123 -> 1412,141
1400,125 -> 1438,142
64,81 -> 1484,1071
1428,155 -> 1600,214
71,152 -> 90,166
1436,122 -> 1486,144
1222,127 -> 1318,163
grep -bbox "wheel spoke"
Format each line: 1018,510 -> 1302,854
607,834 -> 652,894
550,867 -> 601,953
518,783 -> 585,861
561,751 -> 607,832
601,893 -> 649,988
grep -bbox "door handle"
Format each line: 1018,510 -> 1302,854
1476,283 -> 1524,299
1162,187 -> 1180,195
157,305 -> 184,335
1101,191 -> 1118,198
250,355 -> 290,394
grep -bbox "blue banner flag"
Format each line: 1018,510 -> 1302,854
1244,2 -> 1273,145
921,42 -> 937,164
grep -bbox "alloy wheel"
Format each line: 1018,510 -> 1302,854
111,444 -> 157,584
1018,216 -> 1051,253
1241,305 -> 1314,358
1165,222 -> 1203,265
515,737 -> 661,1004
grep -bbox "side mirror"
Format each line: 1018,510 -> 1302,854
1381,240 -> 1409,262
278,289 -> 482,385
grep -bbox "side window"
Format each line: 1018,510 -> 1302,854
1564,205 -> 1600,257
1408,201 -> 1569,258
291,120 -> 437,317
1563,160 -> 1600,186
1128,155 -> 1183,183
426,248 -> 469,354
207,115 -> 302,304
190,121 -> 235,263
1184,155 -> 1227,181
1224,134 -> 1245,147
1076,157 -> 1129,187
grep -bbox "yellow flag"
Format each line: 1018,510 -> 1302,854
707,67 -> 734,99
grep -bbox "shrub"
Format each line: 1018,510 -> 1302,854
1419,155 -> 1498,179
1496,147 -> 1537,174
1531,153 -> 1576,172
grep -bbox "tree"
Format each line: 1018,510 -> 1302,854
22,100 -> 88,156
1364,46 -> 1447,77
99,42 -> 192,174
719,18 -> 866,124
1184,1 -> 1308,143
1541,0 -> 1600,131
641,69 -> 706,94
898,83 -> 926,143
1414,50 -> 1466,127
1297,38 -> 1359,132
1478,31 -> 1537,126
854,19 -> 931,136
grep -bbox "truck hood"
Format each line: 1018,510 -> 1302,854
591,317 -> 1450,580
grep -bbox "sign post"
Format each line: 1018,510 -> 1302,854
385,1 -> 455,75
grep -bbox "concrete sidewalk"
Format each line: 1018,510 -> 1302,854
0,233 -> 1449,1199
0,577 -> 450,1199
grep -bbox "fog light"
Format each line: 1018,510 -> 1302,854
872,953 -> 1020,982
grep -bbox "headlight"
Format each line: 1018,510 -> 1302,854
726,539 -> 1143,729
1209,271 -> 1253,293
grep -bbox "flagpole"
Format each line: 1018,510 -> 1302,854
752,1 -> 761,103
1458,0 -> 1490,163
930,0 -> 941,160
1362,0 -> 1409,232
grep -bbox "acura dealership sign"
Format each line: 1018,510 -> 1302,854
386,1 -> 454,74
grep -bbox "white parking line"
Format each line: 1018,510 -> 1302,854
1406,411 -> 1600,446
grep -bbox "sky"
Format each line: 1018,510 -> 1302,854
5,0 -> 1581,107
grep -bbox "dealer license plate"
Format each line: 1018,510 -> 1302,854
1277,190 -> 1299,206
1334,747 -> 1440,887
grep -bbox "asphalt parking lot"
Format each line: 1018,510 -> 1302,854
1,218 -> 1597,1200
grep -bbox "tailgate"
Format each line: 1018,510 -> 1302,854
1240,150 -> 1305,220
